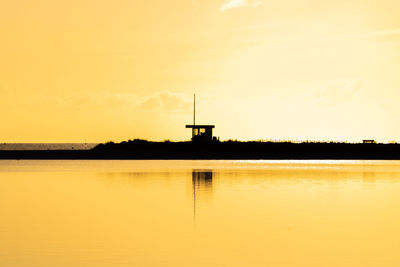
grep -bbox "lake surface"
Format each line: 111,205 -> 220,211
0,160 -> 399,267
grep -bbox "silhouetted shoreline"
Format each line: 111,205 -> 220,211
1,139 -> 400,159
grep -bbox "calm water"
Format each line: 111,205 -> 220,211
0,160 -> 400,267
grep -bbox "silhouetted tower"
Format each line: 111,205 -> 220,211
186,94 -> 216,143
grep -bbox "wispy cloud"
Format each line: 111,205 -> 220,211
313,79 -> 363,106
350,28 -> 400,40
140,91 -> 192,113
221,0 -> 246,11
220,0 -> 262,12
11,91 -> 193,113
363,28 -> 400,37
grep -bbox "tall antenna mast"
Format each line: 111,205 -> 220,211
193,93 -> 196,125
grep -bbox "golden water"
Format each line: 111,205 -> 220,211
0,160 -> 399,266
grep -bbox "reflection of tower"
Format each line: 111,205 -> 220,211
362,172 -> 376,183
192,170 -> 213,224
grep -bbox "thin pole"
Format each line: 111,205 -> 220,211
193,94 -> 196,126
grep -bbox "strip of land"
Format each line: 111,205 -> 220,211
1,140 -> 400,159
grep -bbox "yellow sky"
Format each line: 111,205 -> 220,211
1,0 -> 399,142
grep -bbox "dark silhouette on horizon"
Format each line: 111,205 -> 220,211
186,94 -> 217,143
0,96 -> 398,159
1,138 -> 400,159
1,92 -> 398,159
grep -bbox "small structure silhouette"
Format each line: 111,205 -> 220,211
186,124 -> 215,143
186,94 -> 216,143
363,140 -> 376,144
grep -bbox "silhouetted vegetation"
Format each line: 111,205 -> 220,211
1,139 -> 400,159
87,139 -> 400,159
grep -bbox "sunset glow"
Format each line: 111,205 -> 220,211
1,0 -> 399,142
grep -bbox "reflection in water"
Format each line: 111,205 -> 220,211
2,160 -> 400,267
362,172 -> 376,183
192,170 -> 213,224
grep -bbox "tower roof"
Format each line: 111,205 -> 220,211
186,125 -> 215,129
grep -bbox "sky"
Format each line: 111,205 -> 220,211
0,0 -> 400,142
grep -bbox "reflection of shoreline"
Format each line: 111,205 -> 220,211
362,172 -> 376,183
192,170 -> 213,224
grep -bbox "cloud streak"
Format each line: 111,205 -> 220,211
313,80 -> 363,106
140,91 -> 192,113
220,0 -> 262,11
10,91 -> 193,114
364,28 -> 400,37
350,28 -> 400,41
